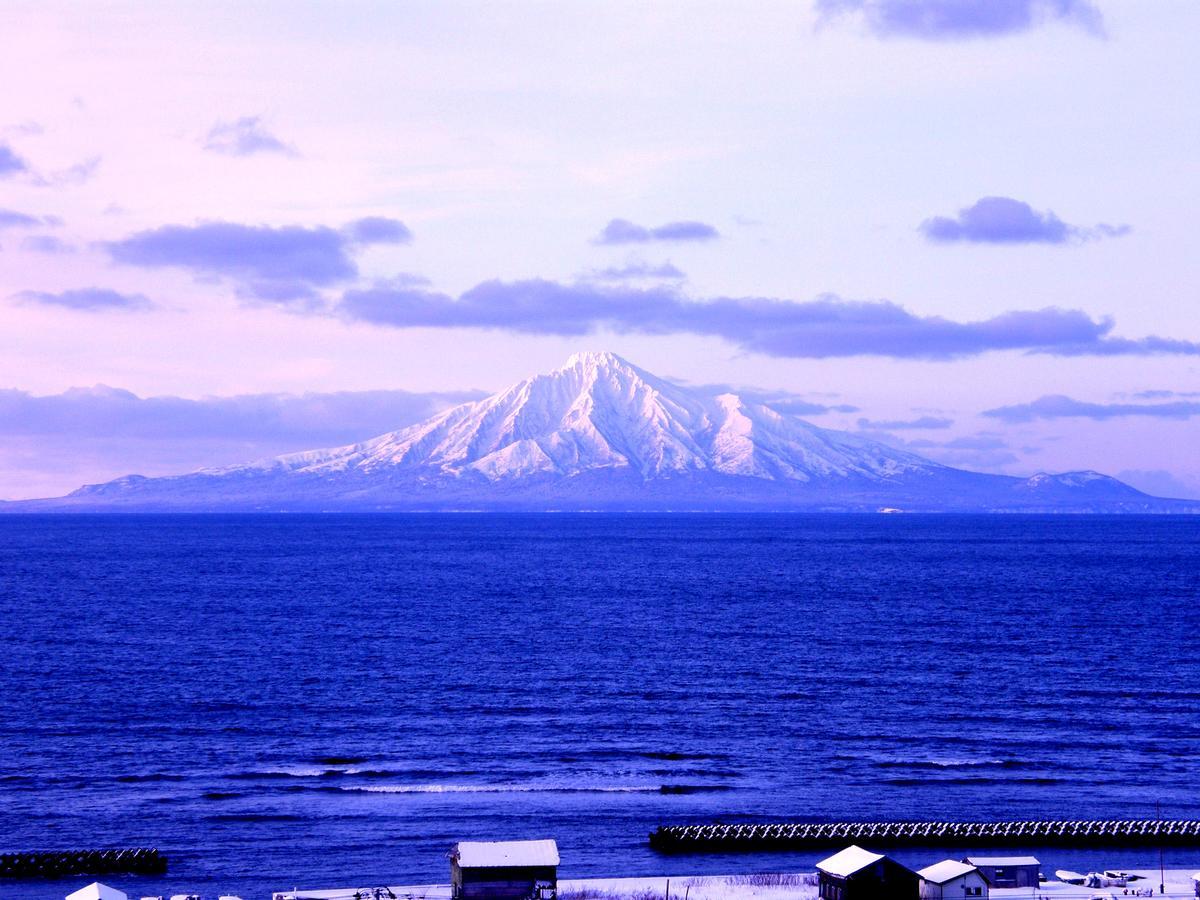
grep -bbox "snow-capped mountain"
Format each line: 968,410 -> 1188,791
219,350 -> 942,484
9,351 -> 1194,512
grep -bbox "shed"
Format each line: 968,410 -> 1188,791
962,856 -> 1040,889
449,840 -> 559,900
917,860 -> 987,899
65,884 -> 129,900
816,845 -> 919,900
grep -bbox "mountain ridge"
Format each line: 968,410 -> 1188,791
6,351 -> 1197,513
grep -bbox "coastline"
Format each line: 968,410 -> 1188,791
273,868 -> 1200,900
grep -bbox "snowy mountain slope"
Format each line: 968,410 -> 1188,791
207,351 -> 944,484
7,351 -> 1195,512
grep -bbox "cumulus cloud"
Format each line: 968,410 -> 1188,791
203,116 -> 298,157
815,0 -> 1104,40
13,288 -> 154,312
0,144 -> 28,177
335,279 -> 1200,360
857,415 -> 954,429
0,385 -> 485,500
104,218 -> 411,305
920,196 -> 1129,245
343,216 -> 413,246
983,394 -> 1200,423
593,218 -> 720,245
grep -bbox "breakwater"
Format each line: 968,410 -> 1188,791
0,849 -> 168,879
650,820 -> 1200,853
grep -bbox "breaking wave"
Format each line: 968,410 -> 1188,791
340,782 -> 733,795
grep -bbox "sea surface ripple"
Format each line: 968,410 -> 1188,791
1,514 -> 1198,898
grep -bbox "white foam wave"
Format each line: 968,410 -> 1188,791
344,783 -> 661,794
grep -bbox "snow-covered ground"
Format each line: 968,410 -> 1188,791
272,868 -> 1200,900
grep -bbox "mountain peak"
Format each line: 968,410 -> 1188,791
26,354 -> 1190,513
247,351 -> 941,485
561,349 -> 634,371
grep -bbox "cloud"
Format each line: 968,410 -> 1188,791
815,0 -> 1104,40
104,218 -> 411,305
0,144 -> 28,177
13,287 -> 155,312
919,434 -> 1008,451
21,235 -> 75,255
335,279 -> 1200,360
0,384 -> 484,443
0,144 -> 98,187
681,381 -> 859,415
585,260 -> 687,282
1115,470 -> 1200,501
862,427 -> 1021,469
343,216 -> 413,246
983,394 -> 1200,423
1131,389 -> 1200,400
0,208 -> 42,229
46,156 -> 101,186
857,415 -> 954,429
1,121 -> 43,138
920,196 -> 1129,245
0,384 -> 486,500
203,116 -> 298,157
593,218 -> 720,245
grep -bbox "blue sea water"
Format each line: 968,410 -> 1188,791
1,514 -> 1199,899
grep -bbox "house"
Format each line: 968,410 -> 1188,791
449,840 -> 559,900
917,860 -> 988,899
816,845 -> 920,900
962,856 -> 1040,889
65,884 -> 128,900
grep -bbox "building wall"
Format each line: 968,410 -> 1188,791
919,872 -> 988,899
818,863 -> 919,900
975,864 -> 1038,889
451,864 -> 557,900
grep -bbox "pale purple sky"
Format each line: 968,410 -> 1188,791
1,0 -> 1198,500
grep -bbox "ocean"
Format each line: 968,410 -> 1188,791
1,514 -> 1198,899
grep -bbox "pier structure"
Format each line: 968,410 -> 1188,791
649,819 -> 1200,853
0,848 -> 168,879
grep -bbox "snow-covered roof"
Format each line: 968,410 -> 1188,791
964,856 -> 1040,867
451,840 -> 560,868
918,860 -> 977,884
65,883 -> 129,900
816,845 -> 884,878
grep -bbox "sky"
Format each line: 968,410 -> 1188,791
1,0 -> 1198,500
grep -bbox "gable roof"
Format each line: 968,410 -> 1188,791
451,840 -> 560,868
918,860 -> 978,884
816,845 -> 885,878
65,883 -> 129,900
964,856 -> 1040,867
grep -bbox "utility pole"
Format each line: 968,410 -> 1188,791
1158,800 -> 1165,895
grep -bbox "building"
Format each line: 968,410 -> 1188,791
917,860 -> 988,899
962,857 -> 1040,889
449,840 -> 559,900
816,845 -> 920,900
65,884 -> 127,900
